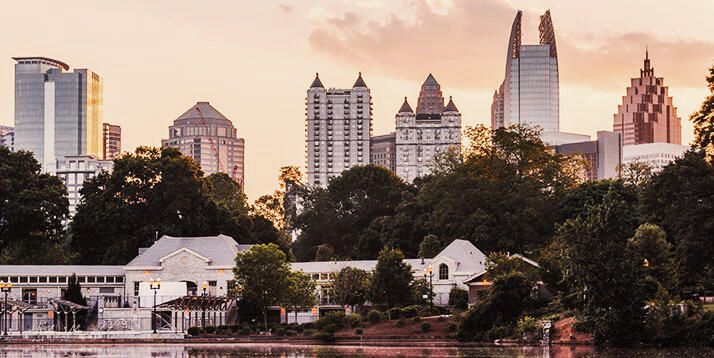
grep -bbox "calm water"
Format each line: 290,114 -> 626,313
0,344 -> 711,358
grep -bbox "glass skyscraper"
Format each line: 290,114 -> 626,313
491,10 -> 560,133
13,57 -> 103,171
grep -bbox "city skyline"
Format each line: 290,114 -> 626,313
0,1 -> 712,200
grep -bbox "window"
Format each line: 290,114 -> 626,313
134,282 -> 140,296
99,287 -> 114,294
439,264 -> 449,280
22,289 -> 37,305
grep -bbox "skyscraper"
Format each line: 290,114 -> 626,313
613,50 -> 682,145
491,10 -> 560,133
370,132 -> 396,172
13,57 -> 103,171
161,102 -> 245,186
103,123 -> 121,159
396,78 -> 462,183
305,73 -> 372,186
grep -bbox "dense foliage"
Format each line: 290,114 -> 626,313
369,247 -> 413,309
332,267 -> 371,307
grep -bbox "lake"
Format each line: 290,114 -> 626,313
0,343 -> 711,357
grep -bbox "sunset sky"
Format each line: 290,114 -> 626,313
1,0 -> 712,200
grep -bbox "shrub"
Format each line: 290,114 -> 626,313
487,324 -> 516,340
303,328 -> 317,336
447,321 -> 457,333
401,306 -> 418,318
396,319 -> 406,328
437,316 -> 445,322
354,328 -> 364,335
275,327 -> 286,336
421,322 -> 432,333
367,310 -> 382,324
388,307 -> 401,320
449,287 -> 469,311
518,316 -> 538,335
302,322 -> 315,330
286,329 -> 298,336
230,324 -> 240,331
315,311 -> 346,331
346,314 -> 362,328
314,331 -> 335,342
296,324 -> 304,332
204,326 -> 216,334
187,326 -> 202,336
413,316 -> 421,322
240,326 -> 252,336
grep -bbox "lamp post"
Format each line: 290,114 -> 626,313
0,281 -> 12,337
201,281 -> 208,329
427,266 -> 433,306
149,278 -> 161,334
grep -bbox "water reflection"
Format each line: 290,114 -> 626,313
0,344 -> 711,358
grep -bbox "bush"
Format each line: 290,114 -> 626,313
303,328 -> 317,336
346,313 -> 362,328
275,327 -> 286,336
388,307 -> 401,320
447,321 -> 457,333
240,326 -> 252,336
354,328 -> 364,335
421,322 -> 432,333
315,311 -> 346,331
396,319 -> 406,328
487,324 -> 516,340
401,306 -> 418,318
296,324 -> 304,332
314,330 -> 335,342
413,316 -> 421,322
187,326 -> 202,336
204,326 -> 216,334
367,310 -> 382,324
449,287 -> 469,311
518,316 -> 538,335
286,329 -> 298,336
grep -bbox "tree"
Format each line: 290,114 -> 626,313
332,267 -> 370,307
619,160 -> 654,186
314,245 -> 336,261
251,166 -> 304,231
0,147 -> 70,264
691,64 -> 714,156
282,271 -> 316,323
629,224 -> 673,289
63,274 -> 88,329
369,247 -> 413,308
233,243 -> 290,330
639,149 -> 714,296
418,234 -> 442,258
448,287 -> 469,311
293,165 -> 412,260
485,252 -> 541,283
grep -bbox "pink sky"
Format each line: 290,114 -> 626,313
1,0 -> 712,200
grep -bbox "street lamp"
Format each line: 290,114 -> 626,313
149,278 -> 161,334
201,281 -> 208,329
426,266 -> 434,306
0,280 -> 12,337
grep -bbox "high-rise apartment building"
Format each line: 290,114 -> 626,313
102,123 -> 121,160
613,50 -> 682,145
416,74 -> 444,114
162,102 -> 245,186
305,73 -> 372,186
395,76 -> 461,182
13,57 -> 103,171
491,10 -> 560,134
370,132 -> 396,172
0,126 -> 13,151
55,155 -> 113,217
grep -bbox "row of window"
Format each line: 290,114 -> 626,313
0,275 -> 124,284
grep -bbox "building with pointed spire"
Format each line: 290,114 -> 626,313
305,73 -> 372,186
396,88 -> 461,182
161,102 -> 245,186
613,49 -> 682,145
491,10 -> 560,134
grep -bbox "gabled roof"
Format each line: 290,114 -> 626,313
433,239 -> 487,274
353,72 -> 367,88
125,235 -> 249,268
398,97 -> 414,113
423,73 -> 439,86
175,102 -> 232,125
444,96 -> 459,112
310,73 -> 324,88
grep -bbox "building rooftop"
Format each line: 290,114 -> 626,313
12,56 -> 69,71
444,96 -> 459,112
0,265 -> 124,276
310,73 -> 324,88
353,72 -> 367,88
174,102 -> 233,126
398,97 -> 414,113
125,235 -> 250,268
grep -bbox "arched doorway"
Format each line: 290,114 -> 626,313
183,281 -> 197,296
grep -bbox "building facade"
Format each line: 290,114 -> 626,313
55,155 -> 113,217
103,123 -> 121,159
305,73 -> 372,186
0,125 -> 13,151
13,57 -> 103,172
162,102 -> 245,186
370,132 -> 396,172
416,74 -> 444,114
491,10 -> 559,134
622,142 -> 688,172
552,131 -> 622,181
395,94 -> 461,183
613,50 -> 682,146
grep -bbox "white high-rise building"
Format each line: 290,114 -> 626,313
13,57 -> 103,172
305,73 -> 372,186
55,155 -> 113,217
622,142 -> 688,172
395,92 -> 461,182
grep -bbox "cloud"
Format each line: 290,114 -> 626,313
307,0 -> 714,92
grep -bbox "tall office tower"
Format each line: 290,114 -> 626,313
395,95 -> 461,182
0,126 -> 13,151
162,102 -> 245,186
416,74 -> 444,114
370,132 -> 396,172
491,10 -> 560,134
13,57 -> 103,172
613,50 -> 682,145
305,73 -> 372,186
102,123 -> 121,160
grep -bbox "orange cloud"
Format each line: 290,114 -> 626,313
307,0 -> 714,91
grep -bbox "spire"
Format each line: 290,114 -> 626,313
641,47 -> 654,77
444,96 -> 459,112
424,73 -> 439,86
353,72 -> 367,88
310,73 -> 324,88
398,97 -> 414,113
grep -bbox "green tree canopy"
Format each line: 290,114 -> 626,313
418,234 -> 442,258
691,64 -> 714,156
233,243 -> 290,330
369,247 -> 413,309
332,267 -> 371,307
282,271 -> 316,322
0,147 -> 70,264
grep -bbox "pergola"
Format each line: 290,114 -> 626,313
157,296 -> 235,332
48,298 -> 89,332
0,298 -> 35,333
